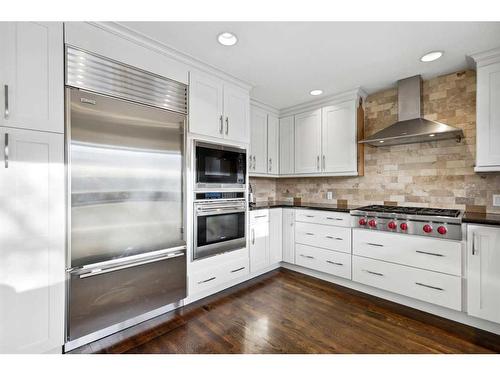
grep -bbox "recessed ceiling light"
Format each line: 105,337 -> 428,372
429,133 -> 436,137
379,140 -> 385,143
420,51 -> 443,62
310,89 -> 323,96
217,32 -> 238,46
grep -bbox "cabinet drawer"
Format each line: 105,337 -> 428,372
295,209 -> 351,227
353,229 -> 462,276
352,255 -> 461,311
296,222 -> 351,253
223,257 -> 250,283
250,209 -> 269,223
296,244 -> 351,280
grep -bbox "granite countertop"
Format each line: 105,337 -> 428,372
249,201 -> 358,213
462,211 -> 500,226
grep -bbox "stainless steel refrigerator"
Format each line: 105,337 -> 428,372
65,47 -> 187,350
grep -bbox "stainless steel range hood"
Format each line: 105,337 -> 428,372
359,75 -> 463,147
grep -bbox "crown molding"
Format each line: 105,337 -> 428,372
250,98 -> 280,116
87,21 -> 253,91
279,87 -> 367,117
469,47 -> 500,68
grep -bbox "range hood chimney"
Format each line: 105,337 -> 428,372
359,75 -> 463,147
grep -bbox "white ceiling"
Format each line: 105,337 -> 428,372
120,22 -> 500,109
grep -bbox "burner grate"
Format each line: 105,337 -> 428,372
356,205 -> 461,217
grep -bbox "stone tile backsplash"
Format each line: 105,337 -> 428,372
250,70 -> 500,213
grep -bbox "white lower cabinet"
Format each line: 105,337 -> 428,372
352,255 -> 462,311
296,244 -> 351,279
0,127 -> 65,353
467,224 -> 500,324
282,208 -> 295,264
295,221 -> 351,253
269,208 -> 283,264
249,210 -> 270,272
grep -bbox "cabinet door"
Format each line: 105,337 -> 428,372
279,116 -> 294,175
223,83 -> 249,143
0,127 -> 64,353
249,221 -> 269,272
295,109 -> 322,174
322,101 -> 357,174
269,209 -> 283,264
282,208 -> 295,264
0,22 -> 63,133
467,225 -> 500,324
267,114 -> 279,175
476,62 -> 500,170
250,106 -> 268,174
189,71 -> 224,138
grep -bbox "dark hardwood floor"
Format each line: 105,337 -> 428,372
70,269 -> 500,354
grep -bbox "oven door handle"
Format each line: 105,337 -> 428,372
196,208 -> 246,216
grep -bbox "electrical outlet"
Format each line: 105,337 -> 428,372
493,195 -> 500,207
327,191 -> 333,200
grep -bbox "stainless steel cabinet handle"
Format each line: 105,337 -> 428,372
322,155 -> 325,170
305,215 -> 315,218
415,282 -> 444,291
366,242 -> 384,247
253,155 -> 256,170
198,276 -> 216,284
4,133 -> 8,169
317,155 -> 320,171
4,85 -> 9,119
472,233 -> 477,255
219,115 -> 223,134
300,254 -> 314,259
254,215 -> 267,219
364,269 -> 384,277
415,250 -> 444,257
305,232 -> 315,236
225,117 -> 229,135
230,266 -> 246,273
252,228 -> 255,245
326,260 -> 343,266
326,217 -> 343,221
269,158 -> 272,172
326,236 -> 343,240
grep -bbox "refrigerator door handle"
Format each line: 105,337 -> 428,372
78,250 -> 185,279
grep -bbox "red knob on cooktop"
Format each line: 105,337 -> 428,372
423,224 -> 433,233
388,221 -> 397,230
359,218 -> 367,226
368,219 -> 377,227
400,222 -> 408,231
437,226 -> 447,235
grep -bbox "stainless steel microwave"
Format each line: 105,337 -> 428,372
195,141 -> 246,190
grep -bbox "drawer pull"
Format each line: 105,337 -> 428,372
326,236 -> 343,241
230,266 -> 245,273
326,260 -> 343,266
305,232 -> 315,236
364,269 -> 384,277
254,215 -> 267,219
198,276 -> 216,284
326,217 -> 343,221
415,250 -> 444,257
366,242 -> 384,247
300,254 -> 314,259
304,215 -> 315,218
415,282 -> 444,291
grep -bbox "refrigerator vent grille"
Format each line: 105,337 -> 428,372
66,46 -> 188,114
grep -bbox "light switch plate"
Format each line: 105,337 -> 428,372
493,194 -> 500,207
327,191 -> 333,200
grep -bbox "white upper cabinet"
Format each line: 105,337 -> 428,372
279,116 -> 294,175
250,106 -> 268,174
223,83 -> 250,143
467,224 -> 500,324
189,71 -> 250,143
294,109 -> 322,174
267,114 -> 279,175
0,22 -> 63,133
321,100 -> 358,174
0,127 -> 65,353
473,49 -> 500,171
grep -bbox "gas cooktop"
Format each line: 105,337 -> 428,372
350,205 -> 463,240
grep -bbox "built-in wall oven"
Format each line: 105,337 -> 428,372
193,192 -> 246,261
195,141 -> 246,190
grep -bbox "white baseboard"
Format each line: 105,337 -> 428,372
281,262 -> 500,336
